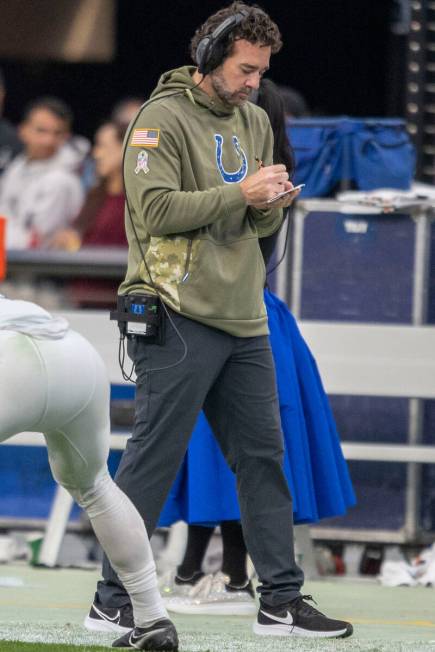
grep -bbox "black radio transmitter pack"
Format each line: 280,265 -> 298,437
110,294 -> 165,344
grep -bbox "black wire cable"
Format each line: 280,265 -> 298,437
119,77 -> 206,378
118,334 -> 136,382
266,206 -> 291,276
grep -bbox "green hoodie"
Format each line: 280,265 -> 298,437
120,65 -> 283,337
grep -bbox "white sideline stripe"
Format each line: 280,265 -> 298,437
2,431 -> 130,450
3,433 -> 435,464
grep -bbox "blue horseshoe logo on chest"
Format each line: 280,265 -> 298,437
214,134 -> 248,184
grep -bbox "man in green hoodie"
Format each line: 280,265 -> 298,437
86,3 -> 353,645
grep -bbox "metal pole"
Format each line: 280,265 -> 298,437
404,208 -> 431,541
274,212 -> 291,302
290,203 -> 306,318
38,485 -> 74,567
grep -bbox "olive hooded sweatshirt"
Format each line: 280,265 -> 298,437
120,65 -> 283,337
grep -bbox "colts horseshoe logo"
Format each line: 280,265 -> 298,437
214,134 -> 248,184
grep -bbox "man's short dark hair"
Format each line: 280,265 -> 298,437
22,96 -> 73,128
190,2 -> 282,66
0,68 -> 4,90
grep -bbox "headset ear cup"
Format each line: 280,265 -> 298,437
196,37 -> 211,75
205,39 -> 225,75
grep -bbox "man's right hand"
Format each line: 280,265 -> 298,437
240,164 -> 290,207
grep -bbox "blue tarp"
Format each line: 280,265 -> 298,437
288,117 -> 416,197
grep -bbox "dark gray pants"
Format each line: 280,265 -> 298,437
97,309 -> 304,608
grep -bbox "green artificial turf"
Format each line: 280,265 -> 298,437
2,565 -> 435,651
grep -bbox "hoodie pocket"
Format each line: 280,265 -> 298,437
178,236 -> 266,321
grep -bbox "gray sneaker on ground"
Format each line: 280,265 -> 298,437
163,571 -> 257,616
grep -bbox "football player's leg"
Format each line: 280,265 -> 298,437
41,332 -> 167,627
0,331 -> 46,441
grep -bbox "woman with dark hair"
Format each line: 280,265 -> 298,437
156,78 -> 356,615
50,120 -> 127,251
257,79 -> 295,172
50,121 -> 127,307
256,78 -> 294,268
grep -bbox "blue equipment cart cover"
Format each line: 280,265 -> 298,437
288,117 -> 415,197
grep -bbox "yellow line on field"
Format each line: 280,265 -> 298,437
351,618 -> 435,628
0,601 -> 86,609
1,602 -> 435,629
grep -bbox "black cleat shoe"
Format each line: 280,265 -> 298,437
253,594 -> 353,639
84,594 -> 134,634
112,619 -> 179,649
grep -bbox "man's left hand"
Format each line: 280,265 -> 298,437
252,181 -> 302,210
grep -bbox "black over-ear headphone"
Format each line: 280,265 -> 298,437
196,8 -> 250,75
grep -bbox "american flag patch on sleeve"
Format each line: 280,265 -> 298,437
130,129 -> 160,148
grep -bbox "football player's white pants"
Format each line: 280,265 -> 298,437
0,329 -> 167,627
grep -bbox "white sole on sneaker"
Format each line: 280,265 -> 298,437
165,600 -> 257,616
253,622 -> 350,638
83,614 -> 131,634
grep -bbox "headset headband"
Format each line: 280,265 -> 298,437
196,8 -> 250,75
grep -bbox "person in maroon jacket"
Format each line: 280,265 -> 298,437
50,120 -> 127,250
51,120 -> 128,307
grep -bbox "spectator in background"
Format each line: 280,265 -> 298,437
0,68 -> 22,176
77,99 -> 144,192
50,120 -> 127,309
0,96 -> 84,249
57,131 -> 91,178
277,84 -> 309,119
111,96 -> 144,130
50,120 -> 127,251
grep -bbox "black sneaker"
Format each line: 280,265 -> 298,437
112,619 -> 178,650
84,595 -> 134,634
174,570 -> 204,586
253,594 -> 353,638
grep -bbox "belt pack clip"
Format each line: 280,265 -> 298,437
110,293 -> 165,344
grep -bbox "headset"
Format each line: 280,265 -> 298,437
196,8 -> 250,75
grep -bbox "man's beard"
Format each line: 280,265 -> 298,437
210,69 -> 251,107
